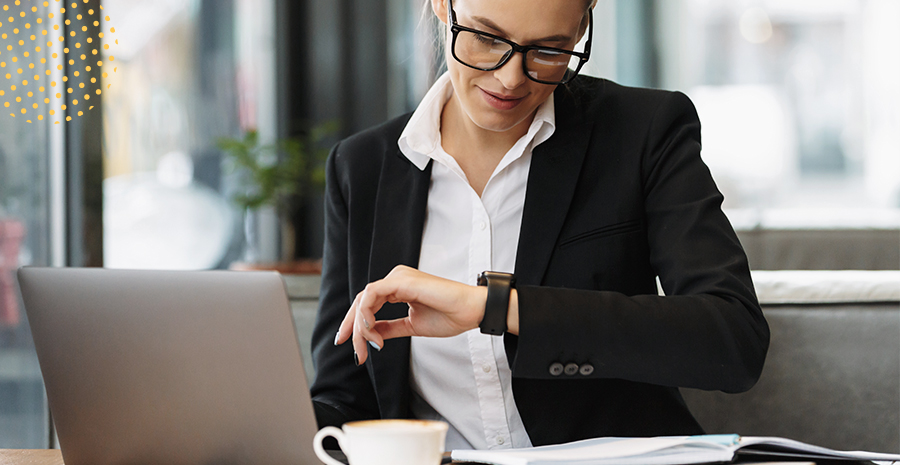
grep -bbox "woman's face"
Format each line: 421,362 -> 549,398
433,0 -> 588,134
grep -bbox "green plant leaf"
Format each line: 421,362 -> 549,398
217,122 -> 338,216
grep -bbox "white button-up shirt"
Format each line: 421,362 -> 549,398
398,73 -> 556,450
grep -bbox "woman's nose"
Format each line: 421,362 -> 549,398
492,52 -> 528,90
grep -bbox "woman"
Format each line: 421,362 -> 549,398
310,0 -> 769,450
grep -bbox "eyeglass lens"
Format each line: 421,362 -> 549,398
455,30 -> 575,83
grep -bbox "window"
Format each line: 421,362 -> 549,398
0,0 -> 280,446
657,0 -> 900,216
102,0 -> 277,270
0,120 -> 53,449
583,0 -> 900,221
0,1 -> 58,446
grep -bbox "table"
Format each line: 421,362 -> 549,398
0,450 -> 63,465
0,450 -> 448,465
0,449 -> 825,465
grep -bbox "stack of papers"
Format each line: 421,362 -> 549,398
451,435 -> 900,465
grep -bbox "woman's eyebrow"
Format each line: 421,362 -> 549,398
470,15 -> 573,43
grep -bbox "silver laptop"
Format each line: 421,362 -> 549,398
17,267 -> 322,465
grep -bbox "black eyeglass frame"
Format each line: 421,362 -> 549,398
447,0 -> 593,85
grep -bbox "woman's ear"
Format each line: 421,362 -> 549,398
431,0 -> 448,25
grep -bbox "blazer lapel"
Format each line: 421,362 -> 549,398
367,148 -> 432,418
367,151 -> 432,282
515,86 -> 593,286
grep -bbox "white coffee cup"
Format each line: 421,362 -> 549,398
313,419 -> 448,465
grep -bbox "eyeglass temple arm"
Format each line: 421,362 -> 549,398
582,8 -> 593,59
448,0 -> 591,60
447,0 -> 456,24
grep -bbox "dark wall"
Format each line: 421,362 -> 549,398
65,2 -> 105,267
277,0 -> 396,258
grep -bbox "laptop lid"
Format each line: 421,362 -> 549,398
17,267 -> 322,465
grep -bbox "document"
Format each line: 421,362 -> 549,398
451,434 -> 900,465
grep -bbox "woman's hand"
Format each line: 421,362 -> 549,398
334,265 -> 488,365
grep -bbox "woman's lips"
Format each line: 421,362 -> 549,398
479,88 -> 525,110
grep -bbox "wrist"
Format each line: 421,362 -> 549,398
473,285 -> 488,330
506,289 -> 519,335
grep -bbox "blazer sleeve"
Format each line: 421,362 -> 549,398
511,91 -> 769,394
309,142 -> 381,427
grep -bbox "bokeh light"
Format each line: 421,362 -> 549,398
0,0 -> 116,123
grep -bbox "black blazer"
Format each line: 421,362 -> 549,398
309,76 -> 769,446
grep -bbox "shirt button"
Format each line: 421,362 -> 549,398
479,222 -> 487,230
496,437 -> 505,445
482,364 -> 492,373
549,362 -> 564,376
564,363 -> 579,376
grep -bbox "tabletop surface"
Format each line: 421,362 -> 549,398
0,450 -> 455,465
0,449 -> 825,465
0,450 -> 64,465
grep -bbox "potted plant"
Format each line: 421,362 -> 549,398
217,123 -> 336,273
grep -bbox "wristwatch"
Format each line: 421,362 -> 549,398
476,271 -> 515,336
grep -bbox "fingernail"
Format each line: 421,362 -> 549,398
334,331 -> 340,346
353,351 -> 360,366
363,318 -> 370,330
368,340 -> 382,352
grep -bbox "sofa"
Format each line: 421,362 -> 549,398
681,270 -> 900,453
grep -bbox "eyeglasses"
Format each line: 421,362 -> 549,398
447,0 -> 592,85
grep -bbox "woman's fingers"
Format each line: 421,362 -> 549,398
336,265 -> 486,365
351,290 -> 388,365
335,292 -> 361,346
337,286 -> 390,366
372,318 -> 417,340
351,313 -> 369,365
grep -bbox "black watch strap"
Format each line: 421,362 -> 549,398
477,271 -> 515,336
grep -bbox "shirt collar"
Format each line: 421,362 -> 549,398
398,72 -> 556,171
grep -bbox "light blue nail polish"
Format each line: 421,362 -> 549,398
368,340 -> 382,351
334,332 -> 340,346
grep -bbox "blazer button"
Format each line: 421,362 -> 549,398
579,363 -> 594,376
549,362 -> 564,376
564,363 -> 579,376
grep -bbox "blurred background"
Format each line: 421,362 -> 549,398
0,0 -> 898,448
